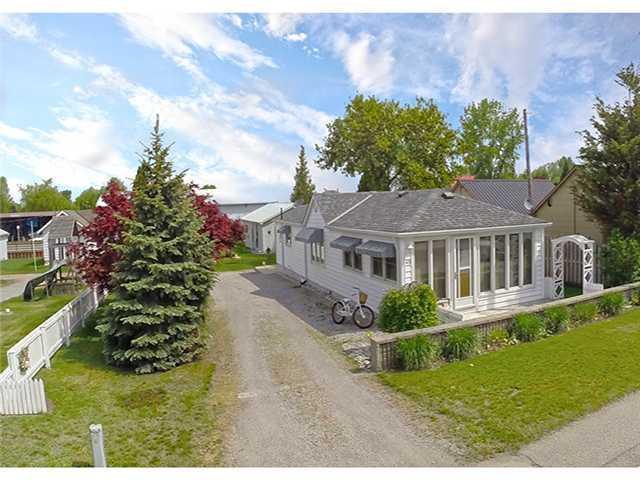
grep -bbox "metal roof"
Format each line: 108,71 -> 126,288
240,202 -> 294,224
356,240 -> 396,258
329,236 -> 362,251
295,227 -> 323,244
455,179 -> 555,214
328,189 -> 548,234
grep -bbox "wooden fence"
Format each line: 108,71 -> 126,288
7,240 -> 44,259
0,288 -> 103,415
544,238 -> 602,286
0,379 -> 47,415
370,281 -> 640,371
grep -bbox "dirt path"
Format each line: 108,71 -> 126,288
213,270 -> 459,467
0,274 -> 38,302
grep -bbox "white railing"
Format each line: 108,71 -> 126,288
0,288 -> 104,415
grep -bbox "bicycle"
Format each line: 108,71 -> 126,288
331,287 -> 375,329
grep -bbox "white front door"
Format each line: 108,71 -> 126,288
455,237 -> 474,307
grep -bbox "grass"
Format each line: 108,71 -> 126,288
379,307 -> 640,459
0,301 -> 228,467
216,243 -> 275,272
0,257 -> 47,275
0,293 -> 76,370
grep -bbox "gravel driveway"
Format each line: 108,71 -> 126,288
213,270 -> 459,467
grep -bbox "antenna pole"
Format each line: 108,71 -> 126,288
524,109 -> 532,207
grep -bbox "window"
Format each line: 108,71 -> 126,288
311,242 -> 325,263
480,236 -> 491,292
456,238 -> 473,298
523,232 -> 533,285
432,240 -> 446,299
344,251 -> 362,271
414,241 -> 429,284
372,257 -> 383,277
353,252 -> 362,271
343,250 -> 352,268
286,230 -> 291,246
509,233 -> 520,287
495,235 -> 506,289
385,257 -> 397,281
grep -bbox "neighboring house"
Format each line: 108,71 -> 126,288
241,202 -> 295,253
0,228 -> 8,261
452,178 -> 555,214
0,210 -> 61,241
35,210 -> 96,264
275,189 -> 550,318
532,167 -> 605,244
216,201 -> 271,220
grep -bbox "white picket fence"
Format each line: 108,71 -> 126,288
0,379 -> 47,415
0,288 -> 103,415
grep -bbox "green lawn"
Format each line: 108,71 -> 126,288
0,294 -> 76,370
0,257 -> 47,275
379,307 -> 640,459
216,244 -> 275,272
565,285 -> 583,298
0,303 -> 227,467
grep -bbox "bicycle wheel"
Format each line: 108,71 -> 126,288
331,301 -> 348,324
352,305 -> 375,329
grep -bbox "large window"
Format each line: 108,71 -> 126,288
509,233 -> 520,287
480,236 -> 491,292
433,240 -> 446,299
523,232 -> 533,285
414,241 -> 429,284
372,256 -> 396,281
343,250 -> 362,271
495,235 -> 506,290
311,242 -> 325,264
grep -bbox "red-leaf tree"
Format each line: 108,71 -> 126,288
70,179 -> 133,292
190,186 -> 244,258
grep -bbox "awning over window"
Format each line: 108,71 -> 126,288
329,236 -> 362,252
277,225 -> 291,234
355,240 -> 396,258
295,227 -> 323,243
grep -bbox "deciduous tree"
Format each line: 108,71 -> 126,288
19,179 -> 74,211
74,186 -> 103,210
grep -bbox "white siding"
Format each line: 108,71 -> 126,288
0,238 -> 7,261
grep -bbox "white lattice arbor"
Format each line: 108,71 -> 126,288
550,234 -> 602,299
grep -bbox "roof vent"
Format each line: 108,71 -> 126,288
441,191 -> 455,200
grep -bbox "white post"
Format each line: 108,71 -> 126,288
40,327 -> 51,368
90,424 -> 107,467
64,308 -> 71,347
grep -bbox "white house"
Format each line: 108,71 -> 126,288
0,228 -> 8,261
241,202 -> 294,254
275,190 -> 551,319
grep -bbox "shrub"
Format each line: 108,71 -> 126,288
544,306 -> 570,334
442,328 -> 478,361
485,328 -> 511,349
601,229 -> 640,287
510,313 -> 543,342
630,290 -> 640,306
597,292 -> 626,316
572,302 -> 598,324
396,336 -> 439,371
378,283 -> 438,332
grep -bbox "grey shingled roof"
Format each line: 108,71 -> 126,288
456,179 -> 555,214
328,189 -> 547,233
279,204 -> 308,224
313,192 -> 371,223
47,215 -> 79,240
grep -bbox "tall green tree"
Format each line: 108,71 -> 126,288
316,95 -> 458,191
0,176 -> 17,213
290,146 -> 315,204
19,178 -> 74,211
575,64 -> 640,238
74,186 -> 103,209
525,156 -> 575,184
458,98 -> 524,179
101,117 -> 216,374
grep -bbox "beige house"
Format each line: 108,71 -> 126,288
532,167 -> 605,244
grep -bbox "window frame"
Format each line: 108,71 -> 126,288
343,250 -> 363,272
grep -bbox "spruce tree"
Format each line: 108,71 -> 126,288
290,146 -> 315,204
101,117 -> 216,374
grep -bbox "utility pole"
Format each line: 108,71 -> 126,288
523,109 -> 533,211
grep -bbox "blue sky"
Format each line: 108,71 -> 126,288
1,13 -> 638,203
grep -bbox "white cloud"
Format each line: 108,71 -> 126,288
47,46 -> 84,69
117,14 -> 276,79
332,31 -> 395,94
285,32 -> 307,42
0,122 -> 33,141
0,14 -> 38,41
262,14 -> 304,39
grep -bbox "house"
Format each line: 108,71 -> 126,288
0,228 -> 8,261
35,210 -> 96,264
216,201 -> 271,220
241,202 -> 294,253
275,189 -> 550,319
532,167 -> 605,244
452,178 -> 555,214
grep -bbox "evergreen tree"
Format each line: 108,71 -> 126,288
101,117 -> 216,374
575,64 -> 640,238
290,146 -> 315,204
0,176 -> 17,213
